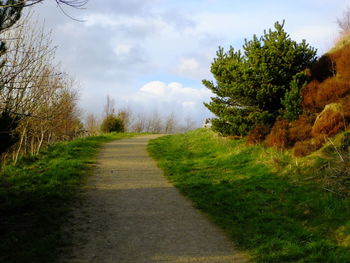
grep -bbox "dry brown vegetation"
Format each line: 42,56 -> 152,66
265,119 -> 289,150
246,124 -> 270,145
0,14 -> 82,163
260,39 -> 350,156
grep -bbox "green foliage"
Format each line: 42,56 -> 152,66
0,133 -> 136,263
281,72 -> 308,121
203,21 -> 317,135
149,129 -> 350,262
100,114 -> 125,133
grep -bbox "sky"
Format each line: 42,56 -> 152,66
30,0 -> 350,126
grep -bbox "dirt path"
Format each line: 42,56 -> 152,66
62,135 -> 249,263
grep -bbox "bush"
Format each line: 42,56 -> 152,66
100,115 -> 125,133
265,119 -> 289,149
246,124 -> 270,145
288,114 -> 314,145
203,21 -> 316,136
292,136 -> 326,157
281,73 -> 308,121
302,80 -> 319,111
316,78 -> 350,109
302,78 -> 350,111
309,55 -> 335,82
335,44 -> 350,79
311,103 -> 347,137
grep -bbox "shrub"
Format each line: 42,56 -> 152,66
246,124 -> 271,145
315,78 -> 350,109
310,54 -> 335,82
336,44 -> 350,79
312,104 -> 346,137
302,78 -> 350,111
302,80 -> 319,111
100,115 -> 125,133
281,72 -> 308,121
288,114 -> 314,145
203,21 -> 317,136
265,119 -> 289,149
293,136 -> 326,157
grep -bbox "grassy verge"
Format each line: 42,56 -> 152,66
0,132 -> 137,263
148,129 -> 350,262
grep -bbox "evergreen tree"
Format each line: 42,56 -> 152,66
203,21 -> 317,136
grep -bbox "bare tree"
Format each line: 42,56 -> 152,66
131,112 -> 146,133
164,112 -> 176,134
337,6 -> 350,34
0,14 -> 56,118
0,14 -> 81,161
147,110 -> 162,133
103,94 -> 115,118
85,113 -> 100,136
0,0 -> 88,8
183,115 -> 196,132
0,13 -> 56,156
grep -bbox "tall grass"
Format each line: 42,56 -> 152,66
0,133 -> 137,263
148,129 -> 350,262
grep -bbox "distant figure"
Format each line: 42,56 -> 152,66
203,118 -> 212,128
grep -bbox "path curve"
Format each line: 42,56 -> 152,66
62,135 -> 249,263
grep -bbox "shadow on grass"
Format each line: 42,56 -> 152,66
0,133 -> 136,263
176,175 -> 350,263
148,130 -> 350,262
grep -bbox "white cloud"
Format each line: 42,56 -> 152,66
177,58 -> 199,72
84,13 -> 119,27
83,13 -> 169,38
113,44 -> 132,56
174,57 -> 212,80
125,81 -> 213,123
31,0 -> 349,126
140,81 -> 166,96
291,25 -> 338,54
139,81 -> 212,102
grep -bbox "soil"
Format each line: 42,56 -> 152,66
61,135 -> 250,263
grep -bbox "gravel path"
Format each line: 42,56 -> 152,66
62,135 -> 250,263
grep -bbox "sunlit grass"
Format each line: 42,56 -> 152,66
148,129 -> 350,262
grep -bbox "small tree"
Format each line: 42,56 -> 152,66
203,21 -> 317,136
100,115 -> 125,133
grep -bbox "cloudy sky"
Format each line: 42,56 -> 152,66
30,0 -> 350,125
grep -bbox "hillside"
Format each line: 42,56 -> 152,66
261,37 -> 350,156
149,129 -> 350,262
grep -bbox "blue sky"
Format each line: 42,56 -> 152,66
31,0 -> 350,125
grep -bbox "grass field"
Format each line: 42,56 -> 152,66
0,133 -> 137,263
148,129 -> 350,262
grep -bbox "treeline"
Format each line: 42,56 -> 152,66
0,3 -> 84,163
0,6 -> 198,164
85,95 -> 197,136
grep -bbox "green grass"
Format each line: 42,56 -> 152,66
148,129 -> 350,262
0,132 -> 137,263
